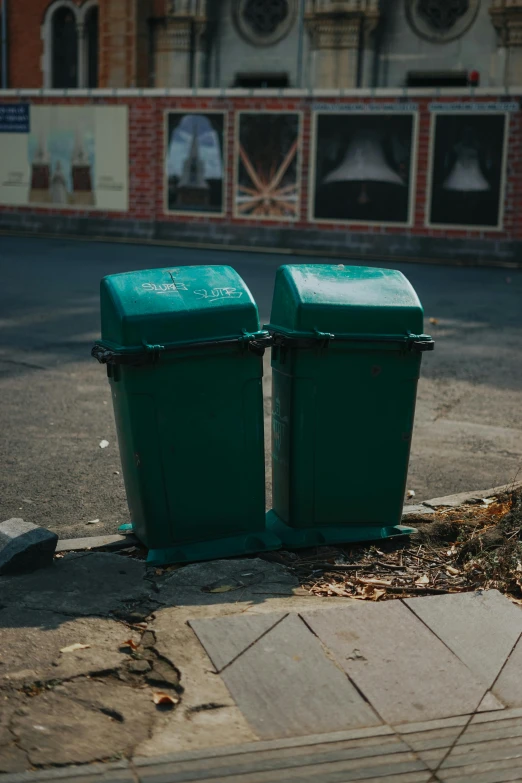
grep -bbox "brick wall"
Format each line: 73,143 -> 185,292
7,0 -> 83,88
0,90 -> 521,264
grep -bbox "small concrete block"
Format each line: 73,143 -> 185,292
0,518 -> 57,575
55,535 -> 137,553
402,505 -> 436,518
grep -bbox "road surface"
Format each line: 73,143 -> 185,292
1,235 -> 521,538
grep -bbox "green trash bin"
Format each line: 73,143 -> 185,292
92,265 -> 280,565
265,264 -> 434,548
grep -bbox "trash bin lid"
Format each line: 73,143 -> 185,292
267,264 -> 426,340
99,266 -> 261,351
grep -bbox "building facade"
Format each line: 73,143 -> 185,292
3,0 -> 522,90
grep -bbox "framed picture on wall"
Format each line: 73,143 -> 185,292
310,112 -> 417,225
234,112 -> 301,220
0,105 -> 128,211
427,112 -> 508,230
164,111 -> 226,216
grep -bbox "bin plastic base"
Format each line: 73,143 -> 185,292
266,510 -> 416,549
143,529 -> 281,566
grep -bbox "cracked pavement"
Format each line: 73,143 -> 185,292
2,552 -> 521,781
0,552 -> 334,772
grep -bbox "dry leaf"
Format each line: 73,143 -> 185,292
153,691 -> 179,706
446,566 -> 460,576
324,583 -> 351,597
372,588 -> 386,601
429,317 -> 439,325
121,639 -> 139,651
415,574 -> 430,586
60,643 -> 90,654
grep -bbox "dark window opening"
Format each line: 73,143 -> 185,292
243,0 -> 289,37
234,72 -> 289,88
0,10 -> 4,87
406,71 -> 471,88
52,7 -> 78,88
85,6 -> 99,88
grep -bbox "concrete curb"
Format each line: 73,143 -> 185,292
51,483 -> 521,552
418,481 -> 522,510
1,229 -> 521,270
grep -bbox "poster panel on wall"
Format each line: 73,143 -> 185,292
312,113 -> 416,224
428,113 -> 507,229
235,112 -> 300,220
0,105 -> 128,211
165,112 -> 225,215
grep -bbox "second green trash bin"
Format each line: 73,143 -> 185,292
92,265 -> 280,565
265,264 -> 434,548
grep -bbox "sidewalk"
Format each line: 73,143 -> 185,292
1,489 -> 522,782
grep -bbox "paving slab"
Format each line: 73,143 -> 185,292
478,692 -> 507,713
492,633 -> 522,708
302,601 -> 491,724
209,613 -> 381,740
189,613 -> 287,671
457,715 -> 522,747
404,590 -> 522,688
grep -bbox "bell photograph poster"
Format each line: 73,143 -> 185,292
235,112 -> 300,219
165,111 -> 225,214
0,104 -> 128,211
312,112 -> 416,224
428,113 -> 507,229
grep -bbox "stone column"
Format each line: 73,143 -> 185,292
490,0 -> 522,87
360,4 -> 380,88
154,0 -> 207,88
76,23 -> 86,88
193,19 -> 207,88
305,0 -> 380,89
99,0 -> 138,88
155,19 -> 192,87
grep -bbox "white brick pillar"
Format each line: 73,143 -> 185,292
154,0 -> 207,88
305,0 -> 380,89
490,0 -> 522,87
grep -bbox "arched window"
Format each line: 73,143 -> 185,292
51,6 -> 78,88
84,5 -> 99,88
43,1 -> 99,88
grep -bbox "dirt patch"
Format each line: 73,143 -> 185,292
271,489 -> 522,603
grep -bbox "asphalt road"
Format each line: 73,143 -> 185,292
1,235 -> 521,539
